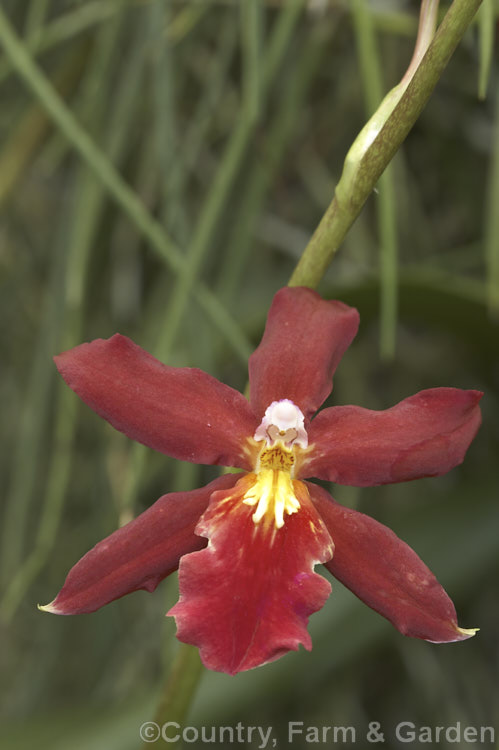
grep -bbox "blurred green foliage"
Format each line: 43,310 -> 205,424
0,1 -> 498,749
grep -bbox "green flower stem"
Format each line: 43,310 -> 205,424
143,644 -> 204,750
402,0 -> 440,87
289,0 -> 482,289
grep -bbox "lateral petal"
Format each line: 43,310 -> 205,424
55,335 -> 258,469
309,483 -> 477,643
304,388 -> 483,485
249,287 -> 359,421
169,475 -> 334,674
40,475 -> 239,615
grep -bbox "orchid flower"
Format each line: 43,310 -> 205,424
40,287 -> 482,675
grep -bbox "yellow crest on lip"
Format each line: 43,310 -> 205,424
257,443 -> 295,472
242,469 -> 300,529
243,442 -> 302,529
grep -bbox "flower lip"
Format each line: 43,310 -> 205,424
254,399 -> 308,448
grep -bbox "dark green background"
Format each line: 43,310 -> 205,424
1,2 -> 497,749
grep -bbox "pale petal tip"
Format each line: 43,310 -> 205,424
37,600 -> 60,615
457,625 -> 479,639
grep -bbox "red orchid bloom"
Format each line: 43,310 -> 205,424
40,287 -> 482,675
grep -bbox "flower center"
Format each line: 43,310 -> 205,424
243,400 -> 307,529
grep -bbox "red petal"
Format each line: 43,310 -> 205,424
309,483 -> 477,642
169,475 -> 334,674
304,388 -> 483,485
55,335 -> 258,469
40,475 -> 239,615
249,287 -> 359,421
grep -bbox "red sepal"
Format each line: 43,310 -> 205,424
40,475 -> 239,615
249,287 -> 359,421
169,475 -> 334,674
304,388 -> 483,485
55,335 -> 258,469
308,483 -> 476,643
